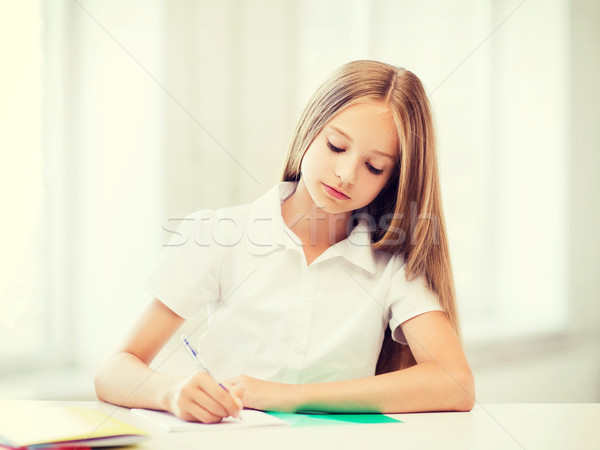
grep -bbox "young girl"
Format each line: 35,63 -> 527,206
94,60 -> 475,423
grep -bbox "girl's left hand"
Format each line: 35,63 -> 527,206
223,375 -> 299,413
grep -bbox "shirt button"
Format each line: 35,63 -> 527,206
294,343 -> 302,353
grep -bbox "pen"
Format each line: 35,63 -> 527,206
181,335 -> 228,392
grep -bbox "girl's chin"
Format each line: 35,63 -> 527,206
313,200 -> 352,216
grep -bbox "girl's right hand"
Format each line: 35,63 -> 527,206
167,371 -> 243,423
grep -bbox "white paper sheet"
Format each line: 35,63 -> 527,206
131,408 -> 289,432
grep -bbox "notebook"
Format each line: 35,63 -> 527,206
0,404 -> 150,448
132,408 -> 289,432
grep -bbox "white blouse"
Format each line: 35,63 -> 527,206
144,181 -> 443,384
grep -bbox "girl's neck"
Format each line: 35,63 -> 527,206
281,180 -> 353,247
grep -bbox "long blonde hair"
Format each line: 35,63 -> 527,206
280,60 -> 459,374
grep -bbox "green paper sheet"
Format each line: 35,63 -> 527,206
265,412 -> 402,427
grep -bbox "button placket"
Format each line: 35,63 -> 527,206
294,266 -> 317,366
281,256 -> 306,382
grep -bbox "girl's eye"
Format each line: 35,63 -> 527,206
327,141 -> 384,175
327,141 -> 344,153
367,163 -> 384,175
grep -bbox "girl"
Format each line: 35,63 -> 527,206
94,60 -> 475,423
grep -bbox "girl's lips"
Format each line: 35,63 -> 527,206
323,183 -> 350,200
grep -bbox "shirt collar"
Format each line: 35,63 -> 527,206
245,181 -> 377,275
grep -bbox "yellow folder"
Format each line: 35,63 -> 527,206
0,404 -> 150,448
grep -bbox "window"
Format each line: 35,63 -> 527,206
443,0 -> 569,342
0,2 -> 48,365
0,1 -> 73,374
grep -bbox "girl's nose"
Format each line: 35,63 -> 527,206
334,158 -> 358,185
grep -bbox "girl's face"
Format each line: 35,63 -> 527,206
300,101 -> 399,215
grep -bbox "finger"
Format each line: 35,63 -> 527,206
233,394 -> 243,411
179,397 -> 222,424
197,375 -> 242,418
222,382 -> 244,410
188,399 -> 223,424
179,374 -> 226,417
191,387 -> 232,417
206,385 -> 243,418
190,372 -> 229,413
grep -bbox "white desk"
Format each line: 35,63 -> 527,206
2,401 -> 598,450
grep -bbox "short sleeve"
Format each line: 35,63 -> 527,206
385,262 -> 445,345
143,210 -> 223,319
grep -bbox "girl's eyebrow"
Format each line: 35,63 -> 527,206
328,125 -> 395,161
